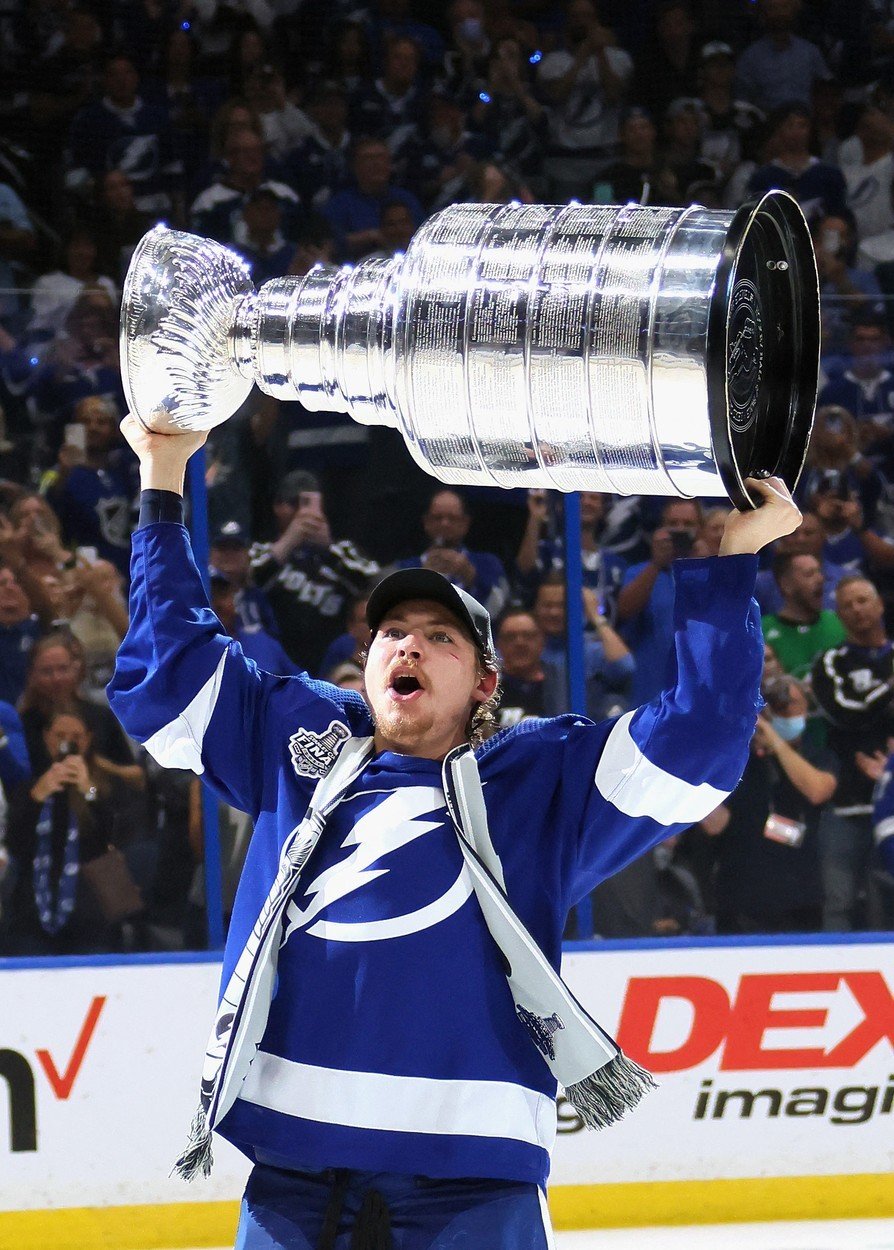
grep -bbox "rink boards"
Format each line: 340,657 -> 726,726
1,936 -> 892,1249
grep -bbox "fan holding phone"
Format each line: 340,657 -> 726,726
616,498 -> 705,706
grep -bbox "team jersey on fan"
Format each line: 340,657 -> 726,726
108,522 -> 763,1187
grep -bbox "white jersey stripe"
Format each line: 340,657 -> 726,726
239,1051 -> 558,1152
142,648 -> 228,772
875,815 -> 894,845
595,711 -> 728,825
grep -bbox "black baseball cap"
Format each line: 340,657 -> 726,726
366,568 -> 495,659
210,519 -> 250,547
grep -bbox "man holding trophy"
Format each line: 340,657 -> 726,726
109,191 -> 816,1248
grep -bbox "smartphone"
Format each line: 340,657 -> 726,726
76,545 -> 98,563
64,423 -> 87,451
670,530 -> 695,558
297,491 -> 323,513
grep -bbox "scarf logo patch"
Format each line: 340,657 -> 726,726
516,1005 -> 565,1061
288,721 -> 350,778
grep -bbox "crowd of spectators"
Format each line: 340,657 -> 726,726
2,0 -> 894,954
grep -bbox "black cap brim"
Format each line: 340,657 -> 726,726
366,568 -> 493,657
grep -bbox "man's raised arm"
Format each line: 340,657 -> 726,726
107,417 -> 371,817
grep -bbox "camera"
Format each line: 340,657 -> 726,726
670,530 -> 695,558
56,740 -> 78,760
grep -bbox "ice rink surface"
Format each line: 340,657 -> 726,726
191,1222 -> 894,1250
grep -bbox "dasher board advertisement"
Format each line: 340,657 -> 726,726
1,939 -> 892,1219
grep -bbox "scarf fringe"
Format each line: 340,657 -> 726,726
565,1052 -> 656,1130
171,1106 -> 214,1182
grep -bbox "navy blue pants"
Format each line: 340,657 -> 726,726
234,1163 -> 555,1249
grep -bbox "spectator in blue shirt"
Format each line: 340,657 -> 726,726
747,102 -> 847,226
43,394 -> 139,578
399,488 -> 510,620
323,137 -> 423,261
0,565 -> 42,707
530,573 -> 635,720
231,187 -> 295,284
616,496 -> 702,705
66,53 -> 177,215
190,127 -> 302,248
209,573 -> 300,677
351,34 -> 426,185
797,404 -> 886,542
372,0 -> 444,69
0,699 -> 31,793
812,214 -> 885,366
0,696 -> 31,913
209,520 -> 279,639
818,314 -> 894,444
734,0 -> 831,112
286,82 -> 352,213
317,592 -> 372,680
515,489 -> 627,623
30,290 -> 125,451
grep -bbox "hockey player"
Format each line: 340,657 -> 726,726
108,416 -> 800,1250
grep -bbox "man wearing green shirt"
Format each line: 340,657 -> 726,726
762,552 -> 846,679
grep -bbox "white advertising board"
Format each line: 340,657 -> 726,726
556,940 -> 894,1185
0,957 -> 250,1211
1,940 -> 891,1219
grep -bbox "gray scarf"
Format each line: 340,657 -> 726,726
174,736 -> 654,1181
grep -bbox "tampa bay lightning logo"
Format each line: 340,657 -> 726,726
281,786 -> 473,945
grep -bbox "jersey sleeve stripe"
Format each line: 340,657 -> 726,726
594,710 -> 728,825
142,647 -> 228,772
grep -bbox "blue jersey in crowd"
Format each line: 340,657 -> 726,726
397,548 -> 510,620
47,456 -> 140,577
108,522 -> 762,1186
618,563 -> 676,706
0,615 -> 42,707
0,701 -> 30,794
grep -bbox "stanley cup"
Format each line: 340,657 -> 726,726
120,192 -> 819,509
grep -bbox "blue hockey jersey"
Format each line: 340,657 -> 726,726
108,522 -> 763,1186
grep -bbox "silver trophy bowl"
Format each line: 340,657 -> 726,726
121,193 -> 819,508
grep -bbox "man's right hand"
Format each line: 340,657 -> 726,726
120,414 -> 209,495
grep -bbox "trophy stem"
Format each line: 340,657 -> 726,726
231,260 -> 401,430
230,293 -> 257,381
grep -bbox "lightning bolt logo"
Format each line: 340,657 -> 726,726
281,786 -> 473,945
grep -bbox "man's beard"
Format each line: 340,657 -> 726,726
370,698 -> 435,749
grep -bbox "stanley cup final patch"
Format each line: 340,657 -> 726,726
288,721 -> 351,778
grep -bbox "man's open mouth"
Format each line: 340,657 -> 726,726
389,672 -> 424,699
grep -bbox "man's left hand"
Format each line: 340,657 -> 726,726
719,477 -> 801,555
